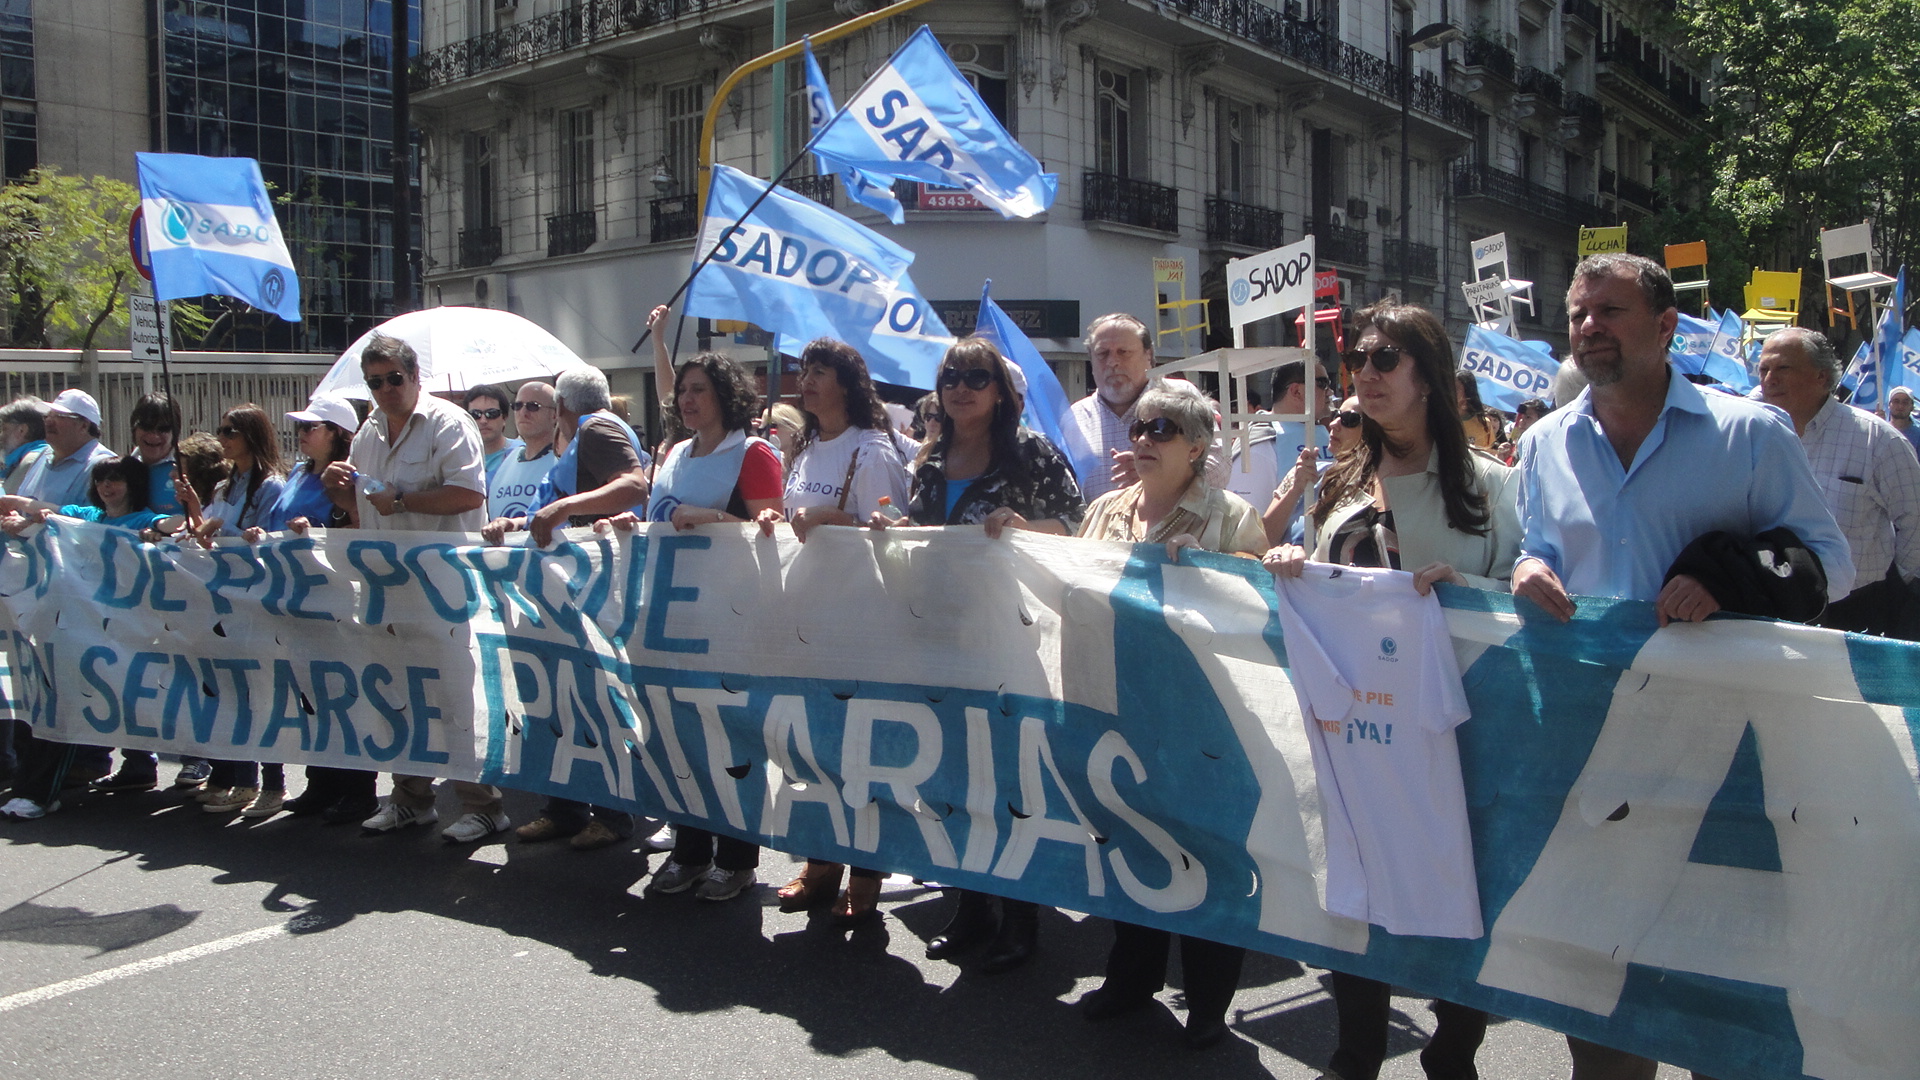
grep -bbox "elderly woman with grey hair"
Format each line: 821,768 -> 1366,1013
1,396 -> 50,495
1077,378 -> 1267,560
1072,375 -> 1264,1050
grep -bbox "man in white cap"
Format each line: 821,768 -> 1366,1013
15,389 -> 116,508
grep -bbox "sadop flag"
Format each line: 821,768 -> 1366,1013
1844,339 -> 1879,408
135,152 -> 301,321
810,26 -> 1056,219
1871,266 -> 1907,399
1701,309 -> 1753,392
1901,327 -> 1920,386
1669,311 -> 1715,375
972,280 -> 1099,483
687,164 -> 952,388
1460,325 -> 1558,411
802,39 -> 905,224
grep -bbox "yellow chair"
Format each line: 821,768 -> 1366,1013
1741,268 -> 1802,336
1664,242 -> 1710,316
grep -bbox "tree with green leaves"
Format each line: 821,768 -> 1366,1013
0,167 -> 139,350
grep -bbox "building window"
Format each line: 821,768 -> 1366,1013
947,40 -> 1011,131
558,106 -> 594,216
1216,97 -> 1246,201
663,80 -> 706,196
0,0 -> 29,102
1095,64 -> 1133,178
2,108 -> 32,180
462,131 -> 493,232
464,0 -> 490,39
785,67 -> 813,176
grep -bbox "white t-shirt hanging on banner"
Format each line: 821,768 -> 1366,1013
1272,564 -> 1483,939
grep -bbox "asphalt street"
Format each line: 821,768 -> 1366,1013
1,779 -> 1691,1079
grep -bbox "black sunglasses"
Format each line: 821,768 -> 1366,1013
510,400 -> 545,412
1128,417 -> 1182,443
1324,409 -> 1363,429
1341,345 -> 1406,374
469,407 -> 504,421
294,420 -> 319,434
939,367 -> 995,391
216,425 -> 240,439
364,371 -> 409,391
134,423 -> 175,434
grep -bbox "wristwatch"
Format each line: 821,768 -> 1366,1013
391,491 -> 407,515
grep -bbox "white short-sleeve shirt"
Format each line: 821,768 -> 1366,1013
349,393 -> 488,533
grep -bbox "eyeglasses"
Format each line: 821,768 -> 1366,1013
294,420 -> 324,435
939,368 -> 995,391
510,401 -> 545,413
1128,417 -> 1182,443
1323,409 -> 1363,429
469,408 -> 504,421
364,371 -> 408,391
134,423 -> 175,434
216,425 -> 240,439
1341,346 -> 1405,374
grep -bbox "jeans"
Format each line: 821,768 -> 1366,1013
208,760 -> 286,791
671,827 -> 759,871
1328,972 -> 1487,1080
1103,920 -> 1246,1024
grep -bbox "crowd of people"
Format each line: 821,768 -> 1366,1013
1,252 -> 1908,1076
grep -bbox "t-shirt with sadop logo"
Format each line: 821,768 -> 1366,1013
784,426 -> 909,518
487,443 -> 555,520
1271,563 -> 1482,939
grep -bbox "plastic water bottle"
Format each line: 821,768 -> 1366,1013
875,496 -> 905,522
355,471 -> 387,497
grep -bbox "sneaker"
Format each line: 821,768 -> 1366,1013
648,859 -> 710,894
441,811 -> 510,843
194,785 -> 233,805
639,822 -> 677,853
695,866 -> 757,902
240,790 -> 286,819
203,786 -> 258,813
1,796 -> 55,820
361,802 -> 438,834
173,760 -> 212,788
91,766 -> 158,794
514,815 -> 573,843
569,819 -> 626,851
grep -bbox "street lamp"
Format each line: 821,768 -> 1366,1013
1399,16 -> 1464,298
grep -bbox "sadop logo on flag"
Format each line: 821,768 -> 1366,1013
1460,325 -> 1558,411
811,26 -> 1056,219
803,40 -> 905,224
1701,309 -> 1753,392
688,164 -> 952,388
972,280 -> 1100,484
135,152 -> 301,321
1669,312 -> 1715,375
1902,327 -> 1920,382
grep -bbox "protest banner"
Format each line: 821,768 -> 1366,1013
4,518 -> 1917,1080
1460,325 -> 1559,410
1577,224 -> 1628,257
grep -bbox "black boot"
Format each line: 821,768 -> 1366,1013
284,766 -> 344,816
981,899 -> 1039,974
927,890 -> 997,959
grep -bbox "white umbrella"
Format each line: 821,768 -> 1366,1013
311,306 -> 585,400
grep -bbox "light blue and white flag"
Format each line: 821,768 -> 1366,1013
1843,339 -> 1879,408
973,280 -> 1099,484
1460,325 -> 1558,411
1901,327 -> 1920,386
1871,266 -> 1907,399
1669,311 -> 1716,375
688,164 -> 952,388
802,39 -> 905,224
135,152 -> 301,321
1701,309 -> 1753,392
810,26 -> 1056,219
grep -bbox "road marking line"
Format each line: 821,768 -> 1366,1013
0,915 -> 313,1012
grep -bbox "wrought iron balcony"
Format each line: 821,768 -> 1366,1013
1462,36 -> 1516,81
1083,171 -> 1178,233
1562,0 -> 1602,29
1562,89 -> 1603,122
1148,0 -> 1478,129
546,209 -> 597,257
413,0 -> 756,90
780,173 -> 836,208
1453,163 -> 1605,227
1205,198 -> 1285,250
458,226 -> 501,269
1596,42 -> 1706,118
1382,238 -> 1439,282
649,194 -> 697,243
1601,168 -> 1665,211
1516,66 -> 1563,102
1305,217 -> 1369,266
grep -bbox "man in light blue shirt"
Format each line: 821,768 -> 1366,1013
1513,255 -> 1852,625
1511,253 -> 1849,1080
15,389 -> 116,509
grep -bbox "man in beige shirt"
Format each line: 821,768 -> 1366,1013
321,333 -> 500,842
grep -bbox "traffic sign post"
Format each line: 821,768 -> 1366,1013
127,206 -> 172,393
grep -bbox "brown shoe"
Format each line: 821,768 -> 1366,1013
515,816 -> 571,843
832,875 -> 882,927
569,819 -> 624,851
776,860 -> 844,913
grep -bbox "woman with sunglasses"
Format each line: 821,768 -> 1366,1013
194,404 -> 291,814
1262,394 -> 1367,545
1072,377 -> 1263,1049
1265,302 -> 1520,1080
873,337 -> 1084,963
